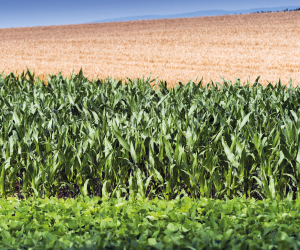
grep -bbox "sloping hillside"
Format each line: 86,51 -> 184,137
0,11 -> 299,86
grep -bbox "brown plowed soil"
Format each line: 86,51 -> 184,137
0,11 -> 299,87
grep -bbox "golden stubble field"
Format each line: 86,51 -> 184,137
0,11 -> 299,87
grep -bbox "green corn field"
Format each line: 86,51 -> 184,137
0,69 -> 300,201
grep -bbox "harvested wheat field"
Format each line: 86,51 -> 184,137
0,11 -> 299,87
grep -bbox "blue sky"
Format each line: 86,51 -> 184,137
0,0 -> 299,29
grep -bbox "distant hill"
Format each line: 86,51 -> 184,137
89,6 -> 300,24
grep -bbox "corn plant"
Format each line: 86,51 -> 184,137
0,69 -> 299,200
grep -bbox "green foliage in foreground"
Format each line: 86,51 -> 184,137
1,69 -> 300,200
0,197 -> 300,250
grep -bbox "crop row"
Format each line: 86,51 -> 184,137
0,197 -> 299,249
0,69 -> 300,200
